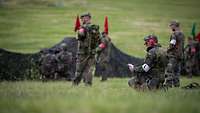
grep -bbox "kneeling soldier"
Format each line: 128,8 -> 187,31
128,35 -> 166,90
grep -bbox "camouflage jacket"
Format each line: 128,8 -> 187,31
96,33 -> 111,63
77,23 -> 108,56
167,31 -> 185,59
134,45 -> 166,79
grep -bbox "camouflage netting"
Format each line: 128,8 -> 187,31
0,37 -> 143,81
0,48 -> 40,81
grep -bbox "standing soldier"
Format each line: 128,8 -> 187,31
184,37 -> 199,78
73,13 -> 108,86
95,32 -> 111,81
164,20 -> 185,87
196,32 -> 200,73
128,35 -> 166,90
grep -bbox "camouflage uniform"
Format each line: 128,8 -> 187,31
39,53 -> 58,80
95,32 -> 111,81
73,14 -> 107,86
128,36 -> 166,90
164,21 -> 185,87
184,38 -> 199,77
56,43 -> 73,80
196,33 -> 200,72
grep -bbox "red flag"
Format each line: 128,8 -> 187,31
74,15 -> 80,32
196,32 -> 200,43
104,16 -> 108,35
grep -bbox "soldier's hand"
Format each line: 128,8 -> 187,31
127,64 -> 134,72
79,28 -> 85,33
77,28 -> 86,39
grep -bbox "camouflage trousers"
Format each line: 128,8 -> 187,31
100,63 -> 109,81
73,54 -> 95,86
128,73 -> 164,91
95,62 -> 109,82
185,57 -> 199,77
164,57 -> 180,87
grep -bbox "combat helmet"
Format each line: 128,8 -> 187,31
80,12 -> 91,19
60,43 -> 68,51
169,20 -> 180,27
144,34 -> 158,46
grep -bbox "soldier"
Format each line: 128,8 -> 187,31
95,32 -> 111,81
73,13 -> 108,86
184,37 -> 199,78
164,20 -> 185,87
128,35 -> 166,90
56,43 -> 73,80
195,32 -> 200,73
39,52 -> 58,80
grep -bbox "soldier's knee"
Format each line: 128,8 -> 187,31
83,75 -> 93,86
173,77 -> 180,87
128,78 -> 137,88
147,78 -> 159,90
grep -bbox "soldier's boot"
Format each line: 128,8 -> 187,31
101,78 -> 107,82
174,67 -> 180,87
159,80 -> 168,91
41,75 -> 47,82
101,74 -> 107,82
173,77 -> 180,87
84,64 -> 95,86
72,77 -> 81,86
85,81 -> 92,86
72,72 -> 82,86
82,76 -> 92,86
83,73 -> 93,86
188,73 -> 192,78
164,73 -> 174,88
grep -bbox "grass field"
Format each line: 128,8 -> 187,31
0,0 -> 200,113
0,77 -> 200,113
0,0 -> 200,56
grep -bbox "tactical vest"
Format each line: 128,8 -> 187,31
151,46 -> 167,79
155,47 -> 167,69
77,24 -> 100,55
169,32 -> 185,59
185,41 -> 198,59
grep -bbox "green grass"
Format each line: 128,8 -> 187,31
0,0 -> 200,57
0,77 -> 200,113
